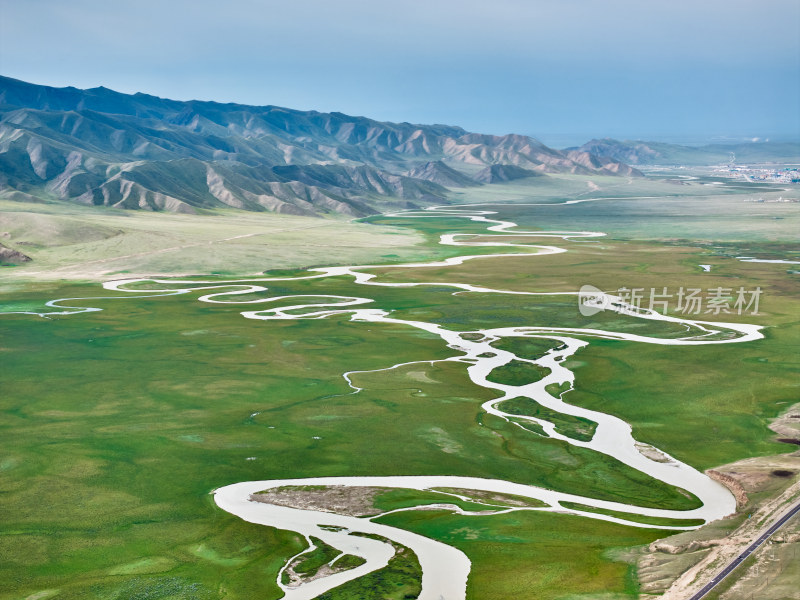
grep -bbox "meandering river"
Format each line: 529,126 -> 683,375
13,205 -> 763,599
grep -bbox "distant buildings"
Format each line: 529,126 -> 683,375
720,166 -> 800,184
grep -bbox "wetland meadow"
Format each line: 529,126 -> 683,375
1,174 -> 798,600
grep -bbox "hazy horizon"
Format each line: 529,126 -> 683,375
1,0 -> 798,144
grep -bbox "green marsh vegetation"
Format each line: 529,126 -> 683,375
485,360 -> 550,387
1,173 -> 798,599
329,553 -> 366,570
558,502 -> 706,528
318,536 -> 421,600
0,278 -> 701,599
290,537 -> 342,576
497,397 -> 598,443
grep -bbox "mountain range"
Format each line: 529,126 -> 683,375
0,76 -> 641,217
571,138 -> 800,166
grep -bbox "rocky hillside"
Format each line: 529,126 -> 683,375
404,160 -> 477,187
0,241 -> 31,264
0,76 -> 641,216
473,164 -> 542,183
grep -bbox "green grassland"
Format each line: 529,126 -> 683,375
0,199 -> 431,283
372,172 -> 799,243
1,173 -> 798,599
456,175 -> 799,242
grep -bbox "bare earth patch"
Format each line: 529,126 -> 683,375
284,559 -> 340,589
635,441 -> 674,463
706,470 -> 749,510
637,403 -> 800,599
251,485 -> 383,517
432,487 -> 547,508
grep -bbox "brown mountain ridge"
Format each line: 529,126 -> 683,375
0,76 -> 642,216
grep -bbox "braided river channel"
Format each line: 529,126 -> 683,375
18,205 -> 764,599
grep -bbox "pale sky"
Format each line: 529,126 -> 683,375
1,0 -> 798,145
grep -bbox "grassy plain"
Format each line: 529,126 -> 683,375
0,199 -> 429,282
1,172 -> 798,599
